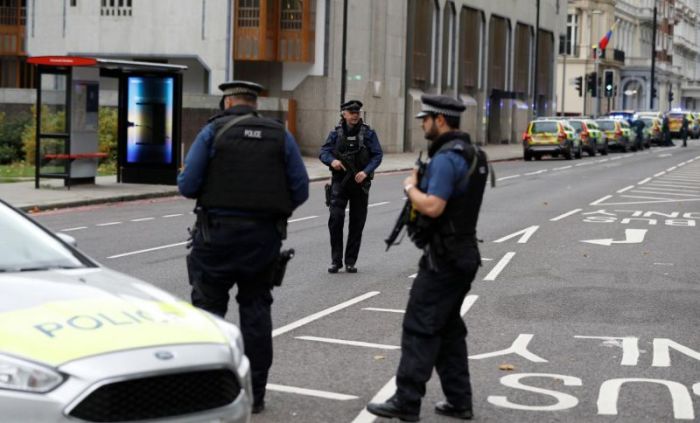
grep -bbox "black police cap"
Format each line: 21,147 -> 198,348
415,94 -> 466,118
218,80 -> 264,98
341,99 -> 363,112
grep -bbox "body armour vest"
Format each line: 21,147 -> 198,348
198,112 -> 293,216
333,123 -> 371,175
427,132 -> 489,241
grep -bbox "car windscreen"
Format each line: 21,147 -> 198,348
568,121 -> 583,131
531,122 -> 559,133
596,120 -> 616,130
585,121 -> 599,130
0,203 -> 89,272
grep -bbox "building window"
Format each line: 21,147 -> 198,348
101,0 -> 132,16
281,0 -> 302,30
0,0 -> 26,25
458,6 -> 480,92
70,0 -> 76,6
409,0 -> 435,90
441,2 -> 456,91
563,13 -> 577,56
238,0 -> 259,28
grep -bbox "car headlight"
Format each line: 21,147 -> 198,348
0,354 -> 64,393
210,317 -> 245,364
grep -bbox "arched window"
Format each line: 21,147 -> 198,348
458,6 -> 481,92
441,2 -> 456,91
408,0 -> 436,90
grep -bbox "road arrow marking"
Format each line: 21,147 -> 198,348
493,225 -> 539,244
581,229 -> 647,246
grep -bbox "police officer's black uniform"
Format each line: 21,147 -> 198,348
319,100 -> 383,273
178,81 -> 309,414
367,95 -> 489,422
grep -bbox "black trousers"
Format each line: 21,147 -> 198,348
395,251 -> 479,413
328,179 -> 369,266
186,218 -> 280,406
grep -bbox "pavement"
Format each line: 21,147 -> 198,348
0,144 -> 522,211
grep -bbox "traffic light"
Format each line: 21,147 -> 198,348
652,87 -> 658,98
668,91 -> 674,103
604,70 -> 614,97
575,76 -> 583,97
587,72 -> 597,97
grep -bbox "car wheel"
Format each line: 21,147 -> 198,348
588,147 -> 596,157
575,146 -> 582,159
602,143 -> 609,155
534,153 -> 542,160
564,147 -> 573,160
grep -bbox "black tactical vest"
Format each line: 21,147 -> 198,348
198,110 -> 293,216
333,123 -> 371,175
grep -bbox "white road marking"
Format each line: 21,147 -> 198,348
493,225 -> 539,244
609,157 -> 622,161
653,263 -> 674,266
107,241 -> 188,259
550,208 -> 582,222
666,166 -> 678,172
362,307 -> 405,314
97,221 -> 122,226
646,183 -> 699,191
632,190 -> 699,197
272,291 -> 380,337
497,174 -> 520,181
553,165 -> 572,171
660,177 -> 700,183
351,377 -> 397,423
616,185 -> 635,194
408,273 -> 417,279
658,153 -> 672,158
483,252 -> 516,281
460,295 -> 479,316
368,201 -> 390,208
638,177 -> 652,185
597,159 -> 610,163
266,383 -> 358,401
654,171 -> 666,177
582,229 -> 647,246
590,195 -> 612,205
162,214 -> 183,218
288,215 -> 318,223
482,257 -> 494,261
60,226 -> 87,232
131,217 -> 155,222
575,162 -> 594,167
524,169 -> 548,176
295,336 -> 400,350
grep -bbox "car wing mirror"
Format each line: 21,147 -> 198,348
56,232 -> 78,248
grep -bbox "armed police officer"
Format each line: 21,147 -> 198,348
367,95 -> 489,422
178,81 -> 309,414
319,100 -> 383,273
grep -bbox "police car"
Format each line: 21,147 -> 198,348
0,199 -> 252,422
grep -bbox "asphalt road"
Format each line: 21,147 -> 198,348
34,141 -> 700,422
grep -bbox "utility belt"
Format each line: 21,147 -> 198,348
407,218 -> 478,271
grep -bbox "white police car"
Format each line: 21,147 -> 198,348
0,199 -> 252,422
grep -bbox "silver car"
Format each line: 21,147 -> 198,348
0,199 -> 252,422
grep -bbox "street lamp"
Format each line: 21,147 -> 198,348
591,9 -> 602,117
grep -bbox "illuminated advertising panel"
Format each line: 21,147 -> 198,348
125,76 -> 174,164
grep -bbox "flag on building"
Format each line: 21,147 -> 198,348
598,20 -> 619,51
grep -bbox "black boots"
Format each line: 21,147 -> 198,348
435,401 -> 473,420
366,397 -> 419,422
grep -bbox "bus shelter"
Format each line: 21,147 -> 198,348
27,56 -> 186,188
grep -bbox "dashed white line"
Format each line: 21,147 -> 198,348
460,295 -> 479,316
550,208 -> 582,222
653,171 -> 667,177
497,174 -> 520,181
553,165 -> 572,171
59,226 -> 87,232
97,221 -> 122,227
483,252 -> 516,281
597,159 -> 610,163
362,307 -> 405,314
288,215 -> 318,223
106,241 -> 187,259
575,162 -> 594,167
493,226 -> 539,244
368,201 -> 390,208
295,336 -> 400,350
524,169 -> 548,176
632,190 -> 699,197
653,262 -> 674,266
131,217 -> 155,222
162,214 -> 183,218
408,273 -> 417,279
616,185 -> 635,194
272,291 -> 380,337
266,383 -> 358,401
638,177 -> 652,185
590,195 -> 612,206
666,166 -> 678,172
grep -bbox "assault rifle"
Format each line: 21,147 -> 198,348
336,152 -> 371,193
384,152 -> 426,251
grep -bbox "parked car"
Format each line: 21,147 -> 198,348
596,119 -> 631,152
522,119 -> 581,161
640,116 -> 663,146
618,119 -> 641,151
568,118 -> 607,156
0,199 -> 252,422
608,110 -> 637,122
666,111 -> 687,138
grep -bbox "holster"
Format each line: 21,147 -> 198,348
269,249 -> 295,288
194,207 -> 212,245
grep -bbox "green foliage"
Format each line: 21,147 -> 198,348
0,112 -> 31,164
99,107 -> 118,164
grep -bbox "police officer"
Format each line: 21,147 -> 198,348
319,100 -> 383,273
682,114 -> 689,147
178,80 -> 309,414
662,113 -> 673,146
367,95 -> 488,422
